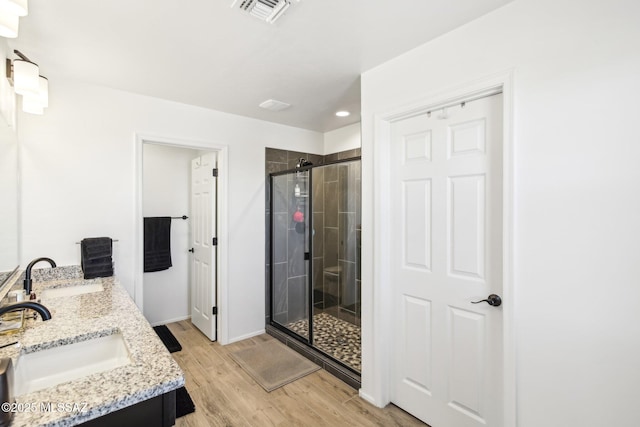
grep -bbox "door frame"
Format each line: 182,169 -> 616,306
362,71 -> 516,426
134,133 -> 230,344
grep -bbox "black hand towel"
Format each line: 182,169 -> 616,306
83,265 -> 114,279
81,237 -> 114,279
144,217 -> 172,272
81,237 -> 113,260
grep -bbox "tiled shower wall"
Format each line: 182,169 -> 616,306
265,147 -> 360,325
313,160 -> 362,325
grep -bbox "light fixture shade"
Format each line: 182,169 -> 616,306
21,76 -> 48,114
13,59 -> 39,96
22,95 -> 43,115
38,75 -> 48,108
0,6 -> 19,38
0,0 -> 27,17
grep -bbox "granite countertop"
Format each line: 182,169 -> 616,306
0,267 -> 185,427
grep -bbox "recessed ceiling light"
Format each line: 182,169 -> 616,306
336,111 -> 350,117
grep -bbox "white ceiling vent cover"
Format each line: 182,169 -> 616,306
259,99 -> 291,111
231,0 -> 294,24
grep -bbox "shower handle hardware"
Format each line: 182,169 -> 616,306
188,248 -> 194,253
471,294 -> 502,307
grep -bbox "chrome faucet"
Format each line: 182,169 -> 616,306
23,257 -> 56,295
0,302 -> 51,321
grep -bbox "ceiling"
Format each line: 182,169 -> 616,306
9,0 -> 514,132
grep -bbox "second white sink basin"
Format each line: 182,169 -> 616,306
41,283 -> 104,299
14,333 -> 131,396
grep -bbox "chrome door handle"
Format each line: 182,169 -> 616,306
471,294 -> 502,307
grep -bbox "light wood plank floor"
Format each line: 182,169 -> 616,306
167,320 -> 428,427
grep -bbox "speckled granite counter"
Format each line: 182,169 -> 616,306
0,267 -> 184,427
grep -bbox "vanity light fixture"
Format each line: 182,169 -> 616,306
0,6 -> 19,38
21,75 -> 47,114
0,0 -> 28,16
22,76 -> 46,114
12,58 -> 38,95
21,94 -> 42,114
335,110 -> 350,117
37,75 -> 47,107
6,50 -> 49,114
0,0 -> 28,38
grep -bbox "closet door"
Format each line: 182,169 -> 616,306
391,94 -> 504,427
190,152 -> 217,341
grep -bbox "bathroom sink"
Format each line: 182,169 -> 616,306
14,333 -> 130,396
41,283 -> 104,299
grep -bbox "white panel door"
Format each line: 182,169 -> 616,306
190,152 -> 217,341
391,95 -> 503,426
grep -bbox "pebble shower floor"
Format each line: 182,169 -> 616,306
286,312 -> 361,372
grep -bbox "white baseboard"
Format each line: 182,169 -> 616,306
149,315 -> 191,327
226,329 -> 266,345
359,390 -> 384,408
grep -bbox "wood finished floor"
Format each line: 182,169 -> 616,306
167,320 -> 428,427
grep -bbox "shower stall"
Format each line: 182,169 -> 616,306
269,157 -> 361,373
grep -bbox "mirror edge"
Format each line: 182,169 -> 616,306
0,266 -> 20,301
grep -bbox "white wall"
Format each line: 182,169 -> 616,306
360,0 -> 640,426
142,143 -> 195,325
323,122 -> 361,154
18,78 -> 323,342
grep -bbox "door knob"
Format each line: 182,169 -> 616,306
471,294 -> 502,307
188,248 -> 194,253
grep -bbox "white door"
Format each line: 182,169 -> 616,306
391,94 -> 503,426
190,152 -> 217,341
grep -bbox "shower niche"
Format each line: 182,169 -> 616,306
269,156 -> 361,374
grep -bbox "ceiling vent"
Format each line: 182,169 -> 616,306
259,99 -> 291,111
231,0 -> 294,24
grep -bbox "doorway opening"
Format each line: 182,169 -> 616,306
134,135 -> 229,344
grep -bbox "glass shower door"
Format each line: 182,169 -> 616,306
310,160 -> 361,372
269,159 -> 362,373
270,170 -> 311,340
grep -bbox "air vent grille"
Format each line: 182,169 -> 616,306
231,0 -> 293,24
259,99 -> 291,111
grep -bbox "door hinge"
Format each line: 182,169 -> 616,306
212,237 -> 218,246
212,307 -> 218,315
212,168 -> 218,177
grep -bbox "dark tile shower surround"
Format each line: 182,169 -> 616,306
266,147 -> 361,321
265,147 -> 361,381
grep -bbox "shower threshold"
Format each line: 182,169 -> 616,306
285,312 -> 361,372
266,322 -> 361,390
